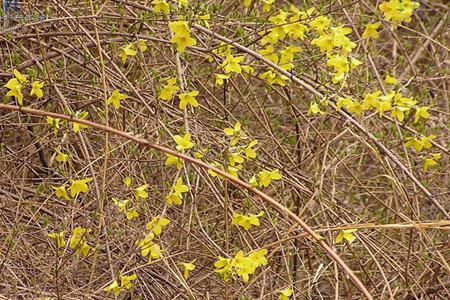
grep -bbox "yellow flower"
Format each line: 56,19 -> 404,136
258,45 -> 279,63
243,0 -> 251,8
137,233 -> 162,262
262,0 -> 275,12
169,21 -> 197,53
379,0 -> 420,24
120,273 -> 137,290
258,69 -> 288,86
336,229 -> 357,243
72,111 -> 89,133
390,106 -> 410,122
279,288 -> 293,300
4,78 -> 24,105
221,55 -> 244,74
166,177 -> 189,206
363,90 -> 382,110
52,185 -> 70,201
232,211 -> 264,230
180,261 -> 196,279
178,90 -> 199,110
123,176 -> 132,187
30,81 -> 44,98
178,0 -> 188,7
165,153 -> 183,169
385,74 -> 398,85
107,89 -> 128,109
229,152 -> 245,166
423,153 -> 441,171
48,231 -> 66,247
152,0 -> 170,14
405,135 -> 435,152
362,22 -> 381,39
414,106 -> 430,123
224,122 -> 244,146
308,102 -> 325,115
135,184 -> 149,200
13,69 -> 28,83
126,208 -> 139,220
104,280 -> 121,297
159,77 -> 180,101
257,169 -> 282,187
46,116 -> 61,134
54,148 -> 69,164
120,44 -> 137,64
173,177 -> 189,198
327,54 -> 349,75
173,133 -> 194,151
215,73 -> 230,86
70,178 -> 93,197
311,34 -> 333,52
243,140 -> 258,159
146,215 -> 170,236
69,227 -> 93,256
309,16 -> 331,34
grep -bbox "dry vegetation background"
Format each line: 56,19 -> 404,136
0,0 -> 449,299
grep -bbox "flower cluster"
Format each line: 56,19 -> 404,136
214,248 -> 268,282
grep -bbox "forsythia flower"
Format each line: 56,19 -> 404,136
243,140 -> 258,159
113,198 -> 139,220
52,185 -> 70,201
405,135 -> 435,152
309,16 -> 331,34
54,148 -> 69,164
362,22 -> 381,39
104,274 -> 137,296
119,40 -> 147,64
279,288 -> 293,300
336,229 -> 357,243
159,77 -> 180,100
4,70 -> 26,105
135,184 -> 149,200
214,249 -> 268,282
308,102 -> 325,115
224,122 -> 246,146
104,280 -> 121,297
69,227 -> 94,256
47,116 -> 61,134
423,153 -> 441,171
30,81 -> 44,98
152,0 -> 170,14
221,55 -> 244,74
166,177 -> 189,206
165,153 -> 183,169
136,232 -> 162,262
169,21 -> 197,53
385,74 -> 398,85
257,169 -> 282,187
215,73 -> 231,86
414,106 -> 430,123
107,89 -> 128,109
180,261 -> 196,279
72,111 -> 89,133
379,0 -> 420,24
178,90 -> 199,110
146,215 -> 170,236
69,177 -> 93,198
232,211 -> 264,230
174,133 -> 194,151
48,231 -> 66,247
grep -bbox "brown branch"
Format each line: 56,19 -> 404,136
0,103 -> 374,300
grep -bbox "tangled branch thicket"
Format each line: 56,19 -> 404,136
0,0 -> 449,299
